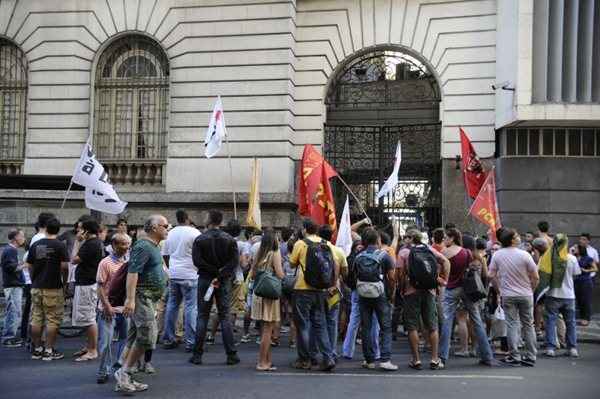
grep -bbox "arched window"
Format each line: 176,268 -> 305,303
94,35 -> 169,161
0,38 -> 27,170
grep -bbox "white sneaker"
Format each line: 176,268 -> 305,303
114,369 -> 136,394
544,349 -> 556,357
130,379 -> 149,392
361,361 -> 375,369
379,361 -> 399,371
568,348 -> 579,358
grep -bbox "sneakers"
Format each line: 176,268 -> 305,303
114,369 -> 136,394
379,361 -> 398,371
240,334 -> 251,343
568,348 -> 579,358
97,375 -> 109,384
130,378 -> 149,392
520,357 -> 536,367
430,359 -> 445,370
206,334 -> 215,345
226,353 -> 240,365
361,361 -> 375,369
319,359 -> 336,372
142,362 -> 156,374
3,338 -> 23,348
162,340 -> 179,350
454,350 -> 470,358
189,354 -> 203,365
290,359 -> 311,370
501,355 -> 522,366
31,347 -> 44,360
544,349 -> 556,357
42,349 -> 64,361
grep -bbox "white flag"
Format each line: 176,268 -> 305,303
72,140 -> 127,214
204,96 -> 226,158
376,141 -> 402,200
85,187 -> 127,215
335,196 -> 353,257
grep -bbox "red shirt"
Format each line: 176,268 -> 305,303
446,248 -> 471,289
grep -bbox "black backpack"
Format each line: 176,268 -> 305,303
107,262 -> 129,307
354,251 -> 384,283
303,239 -> 335,289
408,245 -> 438,290
463,253 -> 488,301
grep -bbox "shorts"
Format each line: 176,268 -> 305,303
127,291 -> 158,351
72,284 -> 98,327
403,291 -> 438,332
230,281 -> 246,314
31,288 -> 65,328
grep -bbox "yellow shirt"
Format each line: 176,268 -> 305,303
289,235 -> 345,290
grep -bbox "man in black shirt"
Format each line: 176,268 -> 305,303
189,210 -> 239,366
24,217 -> 68,361
1,229 -> 26,347
71,219 -> 105,361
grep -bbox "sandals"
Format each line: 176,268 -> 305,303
256,364 -> 277,372
75,353 -> 98,362
408,360 -> 422,370
73,348 -> 87,357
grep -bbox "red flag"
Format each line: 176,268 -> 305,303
298,145 -> 338,234
469,168 -> 501,241
460,127 -> 487,199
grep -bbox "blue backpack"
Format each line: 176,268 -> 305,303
302,239 -> 335,289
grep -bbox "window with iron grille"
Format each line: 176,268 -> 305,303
93,35 -> 169,161
502,127 -> 600,157
0,38 -> 27,163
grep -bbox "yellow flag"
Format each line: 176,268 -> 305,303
246,158 -> 261,229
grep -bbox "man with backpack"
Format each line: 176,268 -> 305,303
289,218 -> 337,372
352,228 -> 398,371
189,210 -> 240,366
95,233 -> 131,384
397,229 -> 450,370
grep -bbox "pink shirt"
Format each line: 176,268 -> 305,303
96,254 -> 126,312
397,245 -> 447,296
489,247 -> 537,297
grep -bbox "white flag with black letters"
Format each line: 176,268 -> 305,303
72,140 -> 127,214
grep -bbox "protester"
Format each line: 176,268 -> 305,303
24,217 -> 69,361
541,234 -> 581,358
488,228 -> 539,366
71,219 -> 104,362
161,209 -> 200,352
397,229 -> 450,370
1,229 -> 26,347
573,244 -> 598,326
114,215 -> 168,394
439,228 -> 495,367
116,218 -> 129,235
288,218 -> 337,372
431,228 -> 445,253
189,210 -> 240,366
250,229 -> 284,371
353,228 -> 398,371
96,233 -> 131,383
537,221 -> 553,247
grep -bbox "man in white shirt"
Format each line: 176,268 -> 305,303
161,209 -> 200,351
543,247 -> 581,358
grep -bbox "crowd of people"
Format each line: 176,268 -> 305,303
1,210 -> 598,394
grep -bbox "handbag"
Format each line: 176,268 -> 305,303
282,267 -> 298,296
253,269 -> 282,299
462,250 -> 488,301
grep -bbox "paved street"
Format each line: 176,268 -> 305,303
1,332 -> 598,399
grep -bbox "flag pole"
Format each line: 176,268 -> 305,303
225,132 -> 237,219
60,180 -> 74,209
335,175 -> 370,222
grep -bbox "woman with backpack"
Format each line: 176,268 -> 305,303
250,229 -> 284,371
439,228 -> 495,368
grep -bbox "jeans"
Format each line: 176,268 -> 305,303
342,290 -> 380,359
21,284 -> 31,340
163,279 -> 198,347
2,287 -> 23,341
503,296 -> 537,360
193,277 -> 236,356
310,302 -> 340,360
97,313 -> 128,377
293,290 -> 334,364
574,279 -> 593,321
544,296 -> 577,350
359,294 -> 392,363
439,287 -> 493,362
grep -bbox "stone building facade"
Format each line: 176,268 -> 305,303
0,0 -> 599,243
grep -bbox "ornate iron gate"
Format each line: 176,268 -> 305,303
324,123 -> 441,229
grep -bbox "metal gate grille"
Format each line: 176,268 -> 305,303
324,124 -> 441,228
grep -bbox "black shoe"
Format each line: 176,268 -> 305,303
112,362 -> 122,371
97,375 -> 109,384
500,355 -> 521,366
184,346 -> 193,353
226,354 -> 240,365
189,354 -> 203,365
31,348 -> 44,360
521,357 -> 536,367
163,340 -> 179,350
290,359 -> 311,370
319,359 -> 336,372
3,338 -> 23,348
310,358 -> 319,367
42,349 -> 64,361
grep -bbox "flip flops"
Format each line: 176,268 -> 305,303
256,365 -> 277,372
408,360 -> 422,370
75,353 -> 98,362
72,348 -> 87,357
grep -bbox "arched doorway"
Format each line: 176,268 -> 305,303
324,47 -> 442,230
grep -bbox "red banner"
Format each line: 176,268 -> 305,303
460,127 -> 487,199
298,145 -> 338,234
469,168 -> 501,241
